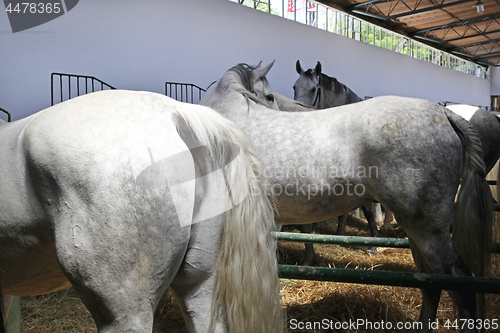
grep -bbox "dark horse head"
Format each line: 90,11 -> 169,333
293,60 -> 362,108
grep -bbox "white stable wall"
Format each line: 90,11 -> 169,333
491,67 -> 500,95
0,0 -> 492,120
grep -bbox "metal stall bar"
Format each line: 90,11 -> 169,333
51,73 -> 116,106
165,82 -> 206,104
0,107 -> 12,122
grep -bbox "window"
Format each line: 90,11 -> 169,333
229,0 -> 487,79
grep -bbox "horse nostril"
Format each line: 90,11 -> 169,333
266,94 -> 274,102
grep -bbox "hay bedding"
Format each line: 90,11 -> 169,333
20,216 -> 500,332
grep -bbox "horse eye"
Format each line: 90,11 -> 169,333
266,94 -> 274,102
310,87 -> 316,93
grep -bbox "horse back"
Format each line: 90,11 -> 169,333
0,91 -> 192,295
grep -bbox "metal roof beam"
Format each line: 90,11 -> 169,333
472,51 -> 500,60
450,38 -> 500,50
349,0 -> 474,20
411,14 -> 500,34
347,0 -> 396,10
443,28 -> 500,42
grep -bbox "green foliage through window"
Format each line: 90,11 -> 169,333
229,0 -> 487,79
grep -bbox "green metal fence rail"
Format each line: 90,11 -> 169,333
278,265 -> 500,294
275,231 -> 500,292
3,295 -> 20,333
272,232 -> 500,253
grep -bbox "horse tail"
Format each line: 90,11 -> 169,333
445,109 -> 494,280
173,104 -> 285,333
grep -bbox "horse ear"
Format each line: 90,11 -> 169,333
296,60 -> 303,75
254,60 -> 275,79
315,61 -> 322,76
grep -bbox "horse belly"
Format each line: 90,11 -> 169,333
0,239 -> 71,296
273,185 -> 369,224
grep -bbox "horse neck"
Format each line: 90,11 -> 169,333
274,92 -> 315,111
347,90 -> 362,104
319,74 -> 361,108
202,87 -> 252,123
200,81 -> 221,107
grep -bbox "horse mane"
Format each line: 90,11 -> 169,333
301,68 -> 316,80
321,73 -> 362,104
217,63 -> 268,106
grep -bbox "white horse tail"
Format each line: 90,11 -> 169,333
445,109 -> 494,280
173,104 -> 285,333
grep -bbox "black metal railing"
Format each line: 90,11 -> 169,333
0,107 -> 11,122
51,73 -> 116,106
165,82 -> 206,104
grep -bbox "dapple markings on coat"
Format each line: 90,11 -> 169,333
201,62 -> 493,332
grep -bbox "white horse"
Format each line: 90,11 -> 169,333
201,62 -> 494,332
0,90 -> 284,333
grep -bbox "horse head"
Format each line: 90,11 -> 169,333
250,61 -> 278,109
293,60 -> 322,107
214,61 -> 278,110
294,61 -> 362,108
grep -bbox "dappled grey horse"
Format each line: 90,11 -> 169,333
293,60 -> 381,260
294,60 -> 362,108
0,90 -> 284,333
201,62 -> 494,332
293,62 -> 500,229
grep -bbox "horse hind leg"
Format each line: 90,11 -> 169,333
336,215 -> 347,235
169,217 -> 228,332
374,203 -> 383,225
362,203 -> 379,254
408,237 -> 442,332
406,230 -> 477,332
299,224 -> 316,266
53,201 -> 189,332
383,209 -> 395,228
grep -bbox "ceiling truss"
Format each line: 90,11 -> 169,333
316,0 -> 500,66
